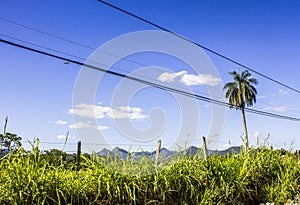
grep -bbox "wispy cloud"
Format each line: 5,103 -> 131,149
56,134 -> 68,140
69,122 -> 92,129
157,71 -> 187,83
69,122 -> 109,130
48,120 -> 68,125
157,70 -> 221,87
95,125 -> 109,131
107,106 -> 146,120
278,89 -> 290,96
68,104 -> 109,119
264,106 -> 288,113
56,134 -> 75,140
54,120 -> 67,125
180,73 -> 221,86
68,104 -> 147,120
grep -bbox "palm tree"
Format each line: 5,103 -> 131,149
223,70 -> 258,152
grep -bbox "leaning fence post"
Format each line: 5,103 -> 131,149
77,141 -> 81,170
155,139 -> 161,165
202,136 -> 208,160
3,116 -> 8,135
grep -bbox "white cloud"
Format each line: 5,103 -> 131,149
118,106 -> 141,113
107,106 -> 147,120
69,104 -> 147,120
279,89 -> 290,96
56,134 -> 75,140
264,106 -> 288,113
157,70 -> 221,87
56,134 -> 67,139
68,103 -> 110,119
158,71 -> 187,82
95,125 -> 109,131
69,121 -> 109,131
180,73 -> 221,86
69,122 -> 92,129
54,120 -> 67,125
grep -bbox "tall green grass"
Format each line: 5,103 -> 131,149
0,147 -> 299,204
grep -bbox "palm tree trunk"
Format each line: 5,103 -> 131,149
241,107 -> 249,152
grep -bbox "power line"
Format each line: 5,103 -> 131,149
0,34 -> 88,62
10,33 -> 292,115
255,100 -> 300,115
1,38 -> 300,123
0,17 -> 229,99
97,0 -> 300,94
21,138 -> 236,148
0,17 -> 225,99
2,16 -> 300,96
1,21 -> 298,117
0,33 -> 222,100
2,17 -> 297,103
21,141 -> 78,145
0,17 -> 160,72
21,140 -> 160,147
0,17 -> 96,51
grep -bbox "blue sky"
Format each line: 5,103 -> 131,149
1,0 -> 300,152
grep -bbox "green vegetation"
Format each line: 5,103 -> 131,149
0,145 -> 299,204
0,116 -> 22,155
0,70 -> 298,204
224,69 -> 258,152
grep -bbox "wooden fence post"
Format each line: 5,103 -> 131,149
202,136 -> 208,160
155,140 -> 161,165
77,141 -> 81,170
3,116 -> 8,135
297,150 -> 300,164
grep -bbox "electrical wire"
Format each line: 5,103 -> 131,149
97,0 -> 300,94
2,15 -> 299,95
1,37 -> 300,123
1,20 -> 297,118
21,140 -> 232,148
2,16 -> 297,106
0,33 -> 224,100
0,33 -> 223,99
0,17 -> 168,74
21,140 -> 161,147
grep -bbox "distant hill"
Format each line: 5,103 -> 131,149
96,146 -> 242,160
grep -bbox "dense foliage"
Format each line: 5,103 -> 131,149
0,147 -> 299,204
0,116 -> 22,154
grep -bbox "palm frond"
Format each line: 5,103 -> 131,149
223,69 -> 258,109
